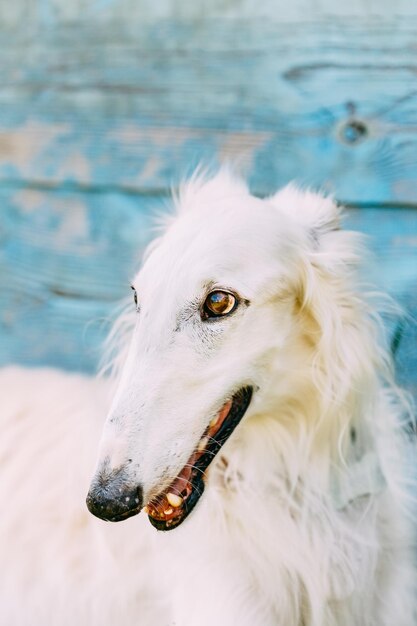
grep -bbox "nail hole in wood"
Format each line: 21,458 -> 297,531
339,119 -> 368,145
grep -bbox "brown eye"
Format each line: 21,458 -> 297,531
202,291 -> 237,319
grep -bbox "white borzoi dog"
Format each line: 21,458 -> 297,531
0,170 -> 416,626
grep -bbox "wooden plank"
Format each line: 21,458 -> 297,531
1,0 -> 416,28
0,186 -> 416,394
344,209 -> 417,396
0,186 -> 156,371
0,18 -> 416,204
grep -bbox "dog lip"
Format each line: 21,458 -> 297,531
146,385 -> 253,531
104,505 -> 142,522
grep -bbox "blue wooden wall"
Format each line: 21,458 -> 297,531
0,1 -> 416,395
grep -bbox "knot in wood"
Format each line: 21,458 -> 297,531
339,119 -> 368,145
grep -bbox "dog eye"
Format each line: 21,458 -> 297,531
130,285 -> 138,307
202,291 -> 237,319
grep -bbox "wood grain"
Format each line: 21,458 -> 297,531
1,0 -> 416,27
0,19 -> 416,203
0,186 -> 157,370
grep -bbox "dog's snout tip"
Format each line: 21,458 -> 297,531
86,474 -> 143,522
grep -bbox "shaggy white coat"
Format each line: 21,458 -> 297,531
0,170 -> 416,625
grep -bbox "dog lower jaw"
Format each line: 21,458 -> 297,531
146,386 -> 253,531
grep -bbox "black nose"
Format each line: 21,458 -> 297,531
86,466 -> 143,522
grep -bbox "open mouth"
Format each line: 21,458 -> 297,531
145,386 -> 253,531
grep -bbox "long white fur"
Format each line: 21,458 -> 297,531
0,170 -> 416,625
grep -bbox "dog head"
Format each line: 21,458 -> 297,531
87,170 -> 378,530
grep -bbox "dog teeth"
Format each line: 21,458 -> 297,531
166,493 -> 183,508
197,436 -> 209,452
164,508 -> 173,515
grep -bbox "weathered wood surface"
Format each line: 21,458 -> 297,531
0,187 -> 156,371
1,0 -> 416,25
0,18 -> 417,203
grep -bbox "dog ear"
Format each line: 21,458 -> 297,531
272,187 -> 390,443
269,184 -> 341,245
298,236 -> 379,414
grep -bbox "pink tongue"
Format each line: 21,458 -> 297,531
217,400 -> 233,424
170,465 -> 193,495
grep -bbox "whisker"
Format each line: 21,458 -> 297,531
191,445 -> 219,459
166,474 -> 204,499
172,476 -> 204,499
181,463 -> 207,477
202,434 -> 223,447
